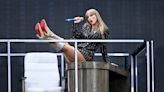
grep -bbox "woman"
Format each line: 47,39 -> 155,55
35,9 -> 109,63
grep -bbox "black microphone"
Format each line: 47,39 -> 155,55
65,17 -> 84,22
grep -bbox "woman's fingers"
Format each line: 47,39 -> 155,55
74,17 -> 84,23
111,63 -> 119,67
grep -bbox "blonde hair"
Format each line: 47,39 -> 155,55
85,9 -> 109,38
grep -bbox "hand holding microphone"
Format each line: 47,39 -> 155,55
74,17 -> 84,23
65,17 -> 84,23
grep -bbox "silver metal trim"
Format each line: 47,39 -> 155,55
0,53 -> 63,56
74,42 -> 78,92
151,41 -> 154,92
135,56 -> 138,92
0,39 -> 144,43
0,39 -> 154,92
94,53 -> 129,57
61,54 -> 65,92
146,41 -> 151,92
7,41 -> 11,92
131,55 -> 134,92
0,53 -> 129,57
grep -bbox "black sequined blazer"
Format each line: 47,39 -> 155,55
72,23 -> 109,61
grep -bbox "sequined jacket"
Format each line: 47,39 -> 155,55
72,24 -> 109,61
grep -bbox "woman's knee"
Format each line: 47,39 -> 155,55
62,44 -> 74,52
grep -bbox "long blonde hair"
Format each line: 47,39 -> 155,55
85,9 -> 109,38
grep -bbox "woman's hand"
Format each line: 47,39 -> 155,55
74,17 -> 84,23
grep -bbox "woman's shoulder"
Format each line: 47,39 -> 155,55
81,23 -> 91,34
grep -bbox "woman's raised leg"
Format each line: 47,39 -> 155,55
62,43 -> 86,62
35,19 -> 85,62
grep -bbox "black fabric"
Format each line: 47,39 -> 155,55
72,23 -> 108,61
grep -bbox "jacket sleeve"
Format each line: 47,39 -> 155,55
71,24 -> 87,39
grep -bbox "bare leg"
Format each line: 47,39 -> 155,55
35,19 -> 86,63
62,43 -> 86,62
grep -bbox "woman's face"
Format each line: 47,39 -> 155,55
87,14 -> 98,26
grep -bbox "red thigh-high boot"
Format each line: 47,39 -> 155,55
35,20 -> 65,52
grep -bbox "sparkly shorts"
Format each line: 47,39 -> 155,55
79,48 -> 94,61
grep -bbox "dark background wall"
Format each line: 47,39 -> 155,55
0,0 -> 164,92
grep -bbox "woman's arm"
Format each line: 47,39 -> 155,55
71,23 -> 87,39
